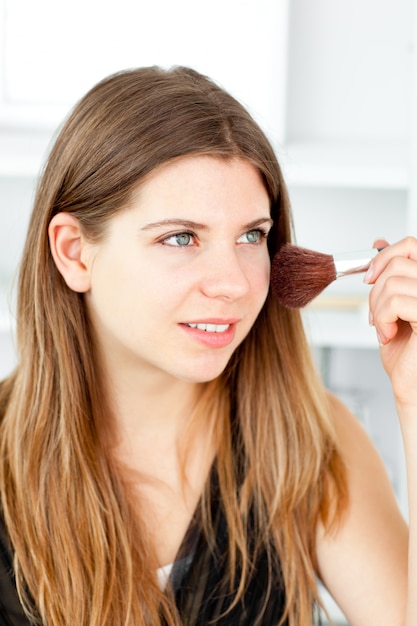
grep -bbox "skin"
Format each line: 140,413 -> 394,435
316,394 -> 408,625
317,236 -> 417,625
49,157 -> 412,624
81,156 -> 272,389
366,237 -> 417,625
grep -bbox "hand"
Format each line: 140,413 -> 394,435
365,237 -> 417,411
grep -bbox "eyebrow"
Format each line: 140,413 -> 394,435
140,217 -> 274,231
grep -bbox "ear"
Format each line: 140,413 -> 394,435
48,213 -> 93,293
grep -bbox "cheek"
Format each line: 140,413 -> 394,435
252,255 -> 271,294
241,260 -> 271,317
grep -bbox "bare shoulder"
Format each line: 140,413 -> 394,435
327,391 -> 394,481
316,392 -> 408,626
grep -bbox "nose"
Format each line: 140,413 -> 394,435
199,246 -> 251,301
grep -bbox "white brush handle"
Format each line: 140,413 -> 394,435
334,248 -> 381,278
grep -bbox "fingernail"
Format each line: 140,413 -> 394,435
368,310 -> 374,326
364,265 -> 374,283
376,330 -> 387,346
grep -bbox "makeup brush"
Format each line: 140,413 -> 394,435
271,243 -> 381,309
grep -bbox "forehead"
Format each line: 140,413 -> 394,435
129,155 -> 270,218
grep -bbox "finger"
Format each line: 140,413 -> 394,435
373,300 -> 412,345
365,236 -> 417,284
369,256 -> 417,300
373,238 -> 389,250
369,259 -> 417,321
370,282 -> 417,344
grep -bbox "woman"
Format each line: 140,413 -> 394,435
0,66 -> 412,625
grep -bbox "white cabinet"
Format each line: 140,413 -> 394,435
281,0 -> 416,301
277,0 -> 414,508
279,2 -> 415,623
278,0 -> 414,505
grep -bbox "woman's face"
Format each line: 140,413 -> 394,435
84,155 -> 272,384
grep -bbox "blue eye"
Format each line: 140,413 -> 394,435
163,232 -> 194,246
238,229 -> 266,244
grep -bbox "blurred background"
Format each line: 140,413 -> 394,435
0,1 -> 416,623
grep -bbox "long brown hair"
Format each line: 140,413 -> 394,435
0,66 -> 347,625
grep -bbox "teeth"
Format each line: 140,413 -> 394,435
186,323 -> 230,333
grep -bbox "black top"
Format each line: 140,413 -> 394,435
172,474 -> 288,626
0,472 -> 290,625
0,515 -> 28,626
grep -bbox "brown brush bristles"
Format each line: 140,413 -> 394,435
271,244 -> 337,309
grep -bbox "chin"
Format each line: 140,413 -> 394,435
177,371 -> 224,384
176,362 -> 230,384
167,349 -> 235,384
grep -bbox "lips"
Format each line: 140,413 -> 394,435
180,319 -> 238,348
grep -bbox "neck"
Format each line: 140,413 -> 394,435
104,366 -> 215,476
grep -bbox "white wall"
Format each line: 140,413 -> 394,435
0,0 -> 288,139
